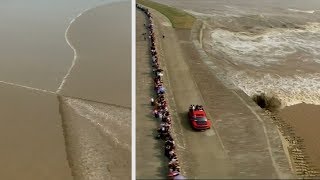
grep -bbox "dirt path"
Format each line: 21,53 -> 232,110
144,7 -> 295,179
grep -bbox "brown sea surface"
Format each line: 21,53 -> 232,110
0,1 -> 131,179
60,1 -> 131,108
0,84 -> 72,180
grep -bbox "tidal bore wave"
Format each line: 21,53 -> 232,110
203,17 -> 320,107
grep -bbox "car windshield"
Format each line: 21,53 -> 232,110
195,117 -> 207,122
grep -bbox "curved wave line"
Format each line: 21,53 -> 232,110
0,80 -> 55,94
56,9 -> 90,93
288,8 -> 317,14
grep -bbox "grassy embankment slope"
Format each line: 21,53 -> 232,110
137,0 -> 195,29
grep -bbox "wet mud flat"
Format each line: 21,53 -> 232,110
280,104 -> 320,170
59,96 -> 131,180
269,104 -> 320,177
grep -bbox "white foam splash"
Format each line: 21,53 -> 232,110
0,80 -> 55,94
210,23 -> 320,66
288,8 -> 317,14
184,9 -> 215,17
65,97 -> 130,150
56,9 -> 90,93
228,71 -> 320,107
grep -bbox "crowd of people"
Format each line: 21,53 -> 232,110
189,104 -> 204,111
137,4 -> 185,180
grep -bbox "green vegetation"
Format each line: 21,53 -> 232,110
137,0 -> 196,29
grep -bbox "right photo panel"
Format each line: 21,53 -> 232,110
136,0 -> 320,179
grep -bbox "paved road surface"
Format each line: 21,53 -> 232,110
136,10 -> 166,179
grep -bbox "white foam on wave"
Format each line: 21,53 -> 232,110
56,9 -> 89,93
65,97 -> 130,150
288,8 -> 317,14
227,71 -> 320,107
184,8 -> 242,18
184,9 -> 215,17
57,1 -> 120,93
0,80 -> 55,94
210,23 -> 320,66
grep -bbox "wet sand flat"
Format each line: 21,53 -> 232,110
280,104 -> 320,170
60,97 -> 131,180
60,1 -> 131,108
0,84 -> 72,180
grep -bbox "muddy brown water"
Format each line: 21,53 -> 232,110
60,1 -> 131,108
0,1 -> 131,179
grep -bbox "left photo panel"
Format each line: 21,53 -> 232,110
0,0 -> 131,180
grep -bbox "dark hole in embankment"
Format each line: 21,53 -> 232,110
252,93 -> 281,112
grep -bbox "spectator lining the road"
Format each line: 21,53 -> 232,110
137,4 -> 185,179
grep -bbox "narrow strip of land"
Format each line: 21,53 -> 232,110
141,5 -> 294,179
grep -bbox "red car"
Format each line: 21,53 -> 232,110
188,105 -> 211,130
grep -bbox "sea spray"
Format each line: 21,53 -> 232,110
204,21 -> 320,107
